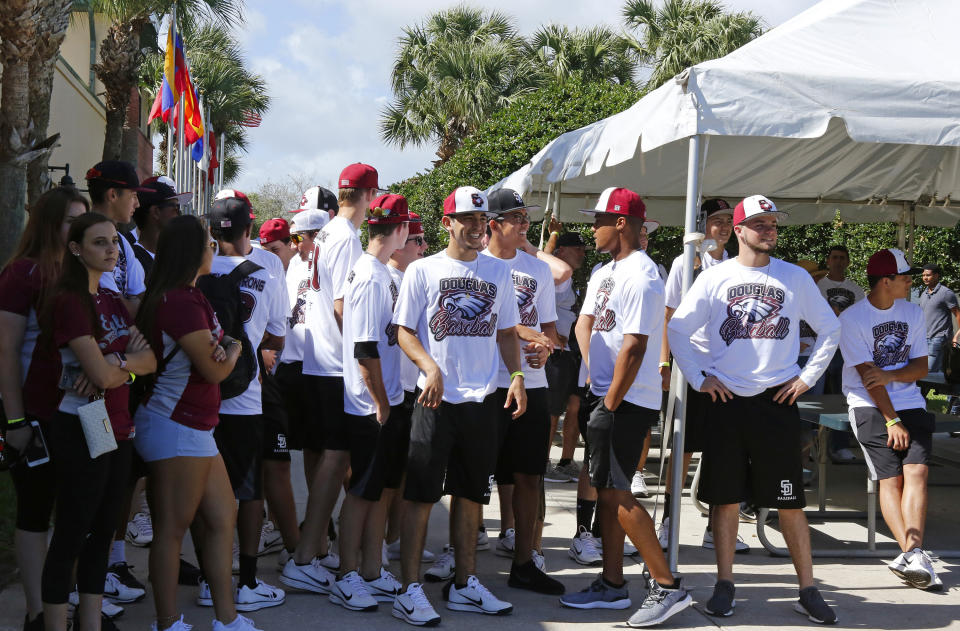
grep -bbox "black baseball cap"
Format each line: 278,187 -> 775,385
487,188 -> 541,215
208,196 -> 253,230
86,160 -> 151,192
137,175 -> 192,209
556,232 -> 586,248
701,198 -> 733,217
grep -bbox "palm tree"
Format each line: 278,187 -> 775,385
622,0 -> 763,90
380,5 -> 541,163
528,24 -> 638,86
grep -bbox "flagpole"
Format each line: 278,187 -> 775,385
218,132 -> 225,190
165,7 -> 176,178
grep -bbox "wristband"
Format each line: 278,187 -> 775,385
550,231 -> 560,239
885,417 -> 901,428
659,361 -> 670,368
6,416 -> 26,426
510,371 -> 525,381
126,373 -> 136,385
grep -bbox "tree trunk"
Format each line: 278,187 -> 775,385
95,18 -> 145,162
102,107 -> 128,161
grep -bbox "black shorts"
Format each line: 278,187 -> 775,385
586,397 -> 658,491
4,411 -> 57,532
214,414 -> 264,501
494,387 -> 551,484
682,384 -> 711,453
697,387 -> 805,509
301,374 -> 345,453
274,362 -> 307,450
545,351 -> 579,416
850,407 -> 933,480
262,371 -> 290,461
578,390 -> 601,457
345,404 -> 411,501
404,392 -> 499,505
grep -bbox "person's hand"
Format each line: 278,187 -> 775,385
700,375 -> 733,402
773,375 -> 809,405
128,329 -> 150,353
73,373 -> 99,397
523,341 -> 549,370
660,365 -> 671,391
523,329 -> 553,350
861,364 -> 894,389
418,367 -> 443,409
549,216 -> 563,235
799,342 -> 810,353
557,334 -> 568,348
211,344 -> 227,362
262,349 -> 278,374
886,421 -> 910,451
105,353 -> 121,367
5,424 -> 32,452
505,375 -> 527,419
375,402 -> 390,426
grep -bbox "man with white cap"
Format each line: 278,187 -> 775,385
391,186 -> 525,625
560,187 -> 691,628
668,195 -> 840,624
297,185 -> 339,221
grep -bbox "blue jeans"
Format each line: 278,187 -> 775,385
928,335 -> 950,373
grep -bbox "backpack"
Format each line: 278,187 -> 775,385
197,260 -> 263,400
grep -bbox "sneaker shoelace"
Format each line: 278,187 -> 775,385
435,550 -> 454,567
408,585 -> 432,609
344,573 -> 370,595
134,513 -> 153,536
580,533 -> 600,556
378,569 -> 401,587
466,576 -> 494,601
642,581 -> 668,608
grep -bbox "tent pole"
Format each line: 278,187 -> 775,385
667,134 -> 702,572
897,204 -> 906,251
908,203 -> 916,264
539,184 -> 553,249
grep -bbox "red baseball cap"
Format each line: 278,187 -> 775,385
339,163 -> 380,190
407,211 -> 424,235
866,248 -> 922,276
579,187 -> 646,219
733,194 -> 788,226
215,189 -> 256,220
443,186 -> 493,217
367,193 -> 410,224
259,218 -> 291,244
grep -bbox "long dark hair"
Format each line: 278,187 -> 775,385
3,187 -> 90,305
137,214 -> 209,337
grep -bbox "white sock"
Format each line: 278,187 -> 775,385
109,540 -> 126,566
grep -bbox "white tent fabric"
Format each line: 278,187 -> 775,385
493,0 -> 960,227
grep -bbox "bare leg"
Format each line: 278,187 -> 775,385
560,396 -> 580,462
598,488 -> 674,585
779,508 -> 814,588
548,415 -> 559,451
236,499 -> 263,581
497,484 -> 515,532
263,460 -> 299,551
76,594 -> 102,631
385,479 -> 405,545
636,429 -> 651,472
452,498 -> 480,584
41,603 -> 68,631
711,503 -> 739,583
338,493 -> 371,575
15,529 -> 47,620
900,464 -> 928,551
512,473 -> 540,565
360,490 -> 393,579
878,476 -> 907,550
196,457 -> 240,624
295,450 -> 349,563
400,501 -> 432,588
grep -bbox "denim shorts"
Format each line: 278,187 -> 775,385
133,406 -> 219,462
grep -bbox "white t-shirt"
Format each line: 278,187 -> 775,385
343,254 -> 404,416
388,265 -> 420,392
280,255 -> 310,364
818,276 -> 865,314
393,251 -> 519,404
839,298 -> 927,411
211,250 -> 287,415
302,216 -> 362,376
100,235 -> 146,298
580,250 -> 665,410
664,250 -> 729,354
555,277 -> 577,350
667,257 -> 841,396
481,249 -> 557,389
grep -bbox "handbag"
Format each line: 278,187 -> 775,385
944,341 -> 960,384
77,395 -> 118,458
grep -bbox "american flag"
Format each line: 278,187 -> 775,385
239,110 -> 262,127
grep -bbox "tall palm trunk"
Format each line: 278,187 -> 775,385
95,16 -> 147,161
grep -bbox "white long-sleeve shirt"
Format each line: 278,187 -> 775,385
667,257 -> 840,396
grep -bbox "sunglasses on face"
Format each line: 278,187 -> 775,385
291,234 -> 303,244
406,236 -> 424,246
208,241 -> 218,252
496,213 -> 530,226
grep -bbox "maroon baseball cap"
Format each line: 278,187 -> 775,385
259,218 -> 291,244
339,163 -> 380,190
579,187 -> 646,219
407,211 -> 423,236
367,193 -> 410,224
733,194 -> 788,226
866,248 -> 922,276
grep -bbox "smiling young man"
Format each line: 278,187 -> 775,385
667,195 -> 840,624
560,187 -> 691,628
391,186 -> 525,626
838,248 -> 940,590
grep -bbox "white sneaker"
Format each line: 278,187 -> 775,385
69,591 -> 124,618
386,539 -> 436,562
197,579 -> 213,607
151,615 -> 192,631
568,526 -> 602,566
317,551 -> 340,571
257,521 -> 283,556
657,517 -> 670,550
364,567 -> 402,602
702,528 -> 751,553
231,541 -> 239,574
235,578 -> 285,611
104,570 -> 145,603
531,549 -> 546,572
424,544 -> 455,582
831,447 -> 856,463
495,528 -> 515,557
279,557 -> 334,594
904,548 -> 940,590
445,575 -> 512,615
211,614 -> 261,631
329,571 -> 378,611
631,471 -> 650,498
888,551 -> 910,580
382,541 -> 390,567
392,583 -> 441,627
476,529 -> 490,551
125,512 -> 153,547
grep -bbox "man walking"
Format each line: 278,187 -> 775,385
918,263 -> 960,372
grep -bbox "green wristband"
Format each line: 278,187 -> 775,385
885,417 -> 901,428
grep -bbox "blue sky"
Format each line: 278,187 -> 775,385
231,0 -> 820,195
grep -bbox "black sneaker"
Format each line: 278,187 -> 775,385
705,579 -> 735,616
108,562 -> 145,591
794,586 -> 837,625
23,613 -> 43,631
507,560 -> 565,595
178,557 -> 202,586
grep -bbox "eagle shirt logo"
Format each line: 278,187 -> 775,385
512,271 -> 538,326
719,283 -> 790,346
872,321 -> 910,367
430,277 -> 498,341
592,277 -> 616,332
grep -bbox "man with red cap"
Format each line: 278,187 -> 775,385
561,187 -> 691,627
281,163 -> 380,595
668,195 -> 839,624
391,186 -> 525,625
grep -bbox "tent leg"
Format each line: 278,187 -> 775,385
666,134 -> 702,572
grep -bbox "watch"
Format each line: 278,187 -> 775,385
115,351 -> 128,370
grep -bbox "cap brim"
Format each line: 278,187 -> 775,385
172,192 -> 193,205
132,186 -> 153,193
643,220 -> 660,234
737,210 -> 789,225
447,210 -> 497,219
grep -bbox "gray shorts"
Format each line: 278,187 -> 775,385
133,406 -> 219,462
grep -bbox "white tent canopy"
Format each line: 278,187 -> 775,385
494,0 -> 960,227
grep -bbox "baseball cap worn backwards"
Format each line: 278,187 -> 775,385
259,218 -> 291,244
138,175 -> 192,208
208,195 -> 253,230
487,188 -> 541,215
443,186 -> 494,217
339,163 -> 380,191
291,209 -> 330,233
579,187 -> 647,219
368,194 -> 410,224
86,161 -> 151,192
296,186 -> 338,213
407,211 -> 424,236
866,248 -> 922,276
733,194 -> 788,226
215,189 -> 256,220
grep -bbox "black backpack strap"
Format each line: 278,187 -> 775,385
226,260 -> 263,285
122,230 -> 137,248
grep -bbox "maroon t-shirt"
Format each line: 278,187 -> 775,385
142,287 -> 223,430
54,288 -> 134,440
0,259 -> 62,420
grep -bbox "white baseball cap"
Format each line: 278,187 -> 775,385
733,194 -> 788,225
291,208 -> 329,233
296,186 -> 338,213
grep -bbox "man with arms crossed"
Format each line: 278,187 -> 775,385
668,195 -> 840,624
392,187 -> 526,625
839,248 -> 941,590
560,187 -> 691,628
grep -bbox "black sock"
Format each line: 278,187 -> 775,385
663,493 -> 672,520
558,458 -> 572,467
239,554 -> 257,589
575,499 -> 596,537
657,578 -> 681,590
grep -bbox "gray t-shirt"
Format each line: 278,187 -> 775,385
918,283 -> 958,339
